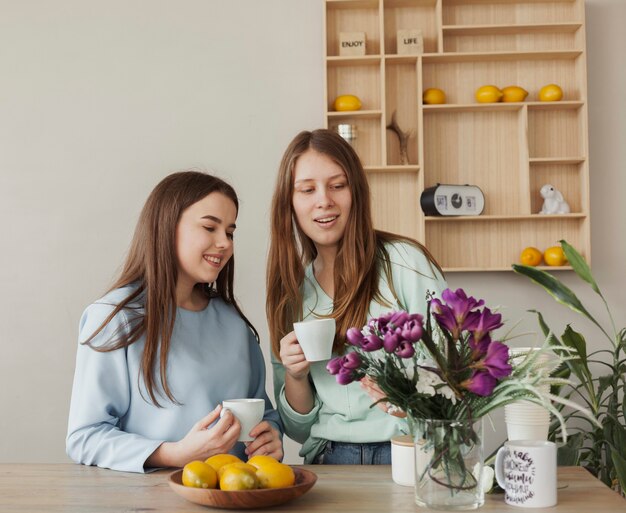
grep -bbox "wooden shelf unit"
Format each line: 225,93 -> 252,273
323,0 -> 590,272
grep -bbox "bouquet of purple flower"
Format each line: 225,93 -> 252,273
327,288 -> 595,508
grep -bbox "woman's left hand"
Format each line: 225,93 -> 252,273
244,421 -> 284,461
360,376 -> 407,418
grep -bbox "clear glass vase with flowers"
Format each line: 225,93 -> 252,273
327,288 -> 598,510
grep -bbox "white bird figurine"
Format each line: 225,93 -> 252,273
539,184 -> 570,214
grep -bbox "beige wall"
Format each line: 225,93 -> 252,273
0,0 -> 623,465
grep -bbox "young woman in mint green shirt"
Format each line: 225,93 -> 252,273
266,129 -> 446,464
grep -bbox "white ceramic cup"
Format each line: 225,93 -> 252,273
495,440 -> 557,508
391,434 -> 415,487
293,318 -> 336,361
220,398 -> 265,442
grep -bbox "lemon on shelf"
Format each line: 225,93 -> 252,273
501,85 -> 528,103
333,94 -> 362,111
475,85 -> 503,103
182,461 -> 218,489
423,88 -> 446,105
543,246 -> 568,266
538,84 -> 563,102
520,247 -> 542,266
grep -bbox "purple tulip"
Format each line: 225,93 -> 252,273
346,327 -> 365,347
469,334 -> 491,358
481,341 -> 512,379
431,289 -> 486,339
462,370 -> 497,396
467,307 -> 503,344
401,318 -> 424,343
336,367 -> 356,385
342,351 -> 362,370
383,332 -> 401,353
326,356 -> 343,375
389,311 -> 410,329
361,334 -> 384,352
395,340 -> 415,359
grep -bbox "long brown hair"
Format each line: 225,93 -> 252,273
84,171 -> 258,406
266,129 -> 442,358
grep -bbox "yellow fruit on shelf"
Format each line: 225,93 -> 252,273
205,453 -> 242,473
182,461 -> 218,489
333,94 -> 362,111
501,85 -> 529,103
538,84 -> 563,102
219,466 -> 259,491
475,85 -> 503,103
255,462 -> 296,489
423,88 -> 446,105
520,247 -> 542,267
543,246 -> 568,266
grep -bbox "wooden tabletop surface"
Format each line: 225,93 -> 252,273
0,464 -> 624,512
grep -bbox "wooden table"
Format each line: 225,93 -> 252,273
0,464 -> 623,512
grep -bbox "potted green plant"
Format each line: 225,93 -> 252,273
513,240 -> 626,496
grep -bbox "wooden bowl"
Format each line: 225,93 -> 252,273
168,467 -> 317,509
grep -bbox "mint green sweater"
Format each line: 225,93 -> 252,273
272,241 -> 447,463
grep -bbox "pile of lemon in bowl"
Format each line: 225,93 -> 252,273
181,454 -> 295,491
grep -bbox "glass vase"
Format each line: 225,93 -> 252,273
409,416 -> 485,510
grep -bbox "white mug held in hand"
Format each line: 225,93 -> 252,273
495,440 -> 557,508
220,399 -> 265,442
293,318 -> 336,361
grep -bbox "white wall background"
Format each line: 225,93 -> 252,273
0,0 -> 623,465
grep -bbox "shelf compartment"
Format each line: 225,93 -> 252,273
422,55 -> 582,104
369,170 -> 423,241
425,215 -> 587,271
327,61 -> 381,111
442,0 -> 581,27
423,103 -> 523,113
326,1 -> 381,56
385,60 -> 419,165
528,108 -> 582,159
424,213 -> 586,222
327,110 -> 383,119
423,109 -> 529,215
328,118 -> 382,167
529,161 -> 584,214
383,0 -> 439,55
442,23 -> 582,53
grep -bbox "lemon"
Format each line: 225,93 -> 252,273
205,453 -> 242,474
543,246 -> 568,266
219,466 -> 259,491
519,247 -> 542,266
501,86 -> 528,103
538,84 -> 563,102
333,94 -> 362,111
247,454 -> 281,469
182,461 -> 218,489
423,88 -> 446,105
217,462 -> 258,480
475,85 -> 503,103
255,462 -> 296,489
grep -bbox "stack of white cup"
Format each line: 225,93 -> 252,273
504,347 -> 552,441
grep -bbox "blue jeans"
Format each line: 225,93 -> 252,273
313,441 -> 391,465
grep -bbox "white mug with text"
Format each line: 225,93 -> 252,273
495,440 -> 557,508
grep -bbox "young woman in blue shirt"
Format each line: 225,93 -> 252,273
67,171 -> 282,473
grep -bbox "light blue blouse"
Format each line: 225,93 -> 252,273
67,286 -> 281,473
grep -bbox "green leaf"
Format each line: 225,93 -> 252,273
556,432 -> 584,466
610,446 -> 626,495
559,240 -> 600,295
512,264 -> 605,335
561,325 -> 595,394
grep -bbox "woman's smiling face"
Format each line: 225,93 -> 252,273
292,148 -> 352,252
175,191 -> 237,289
